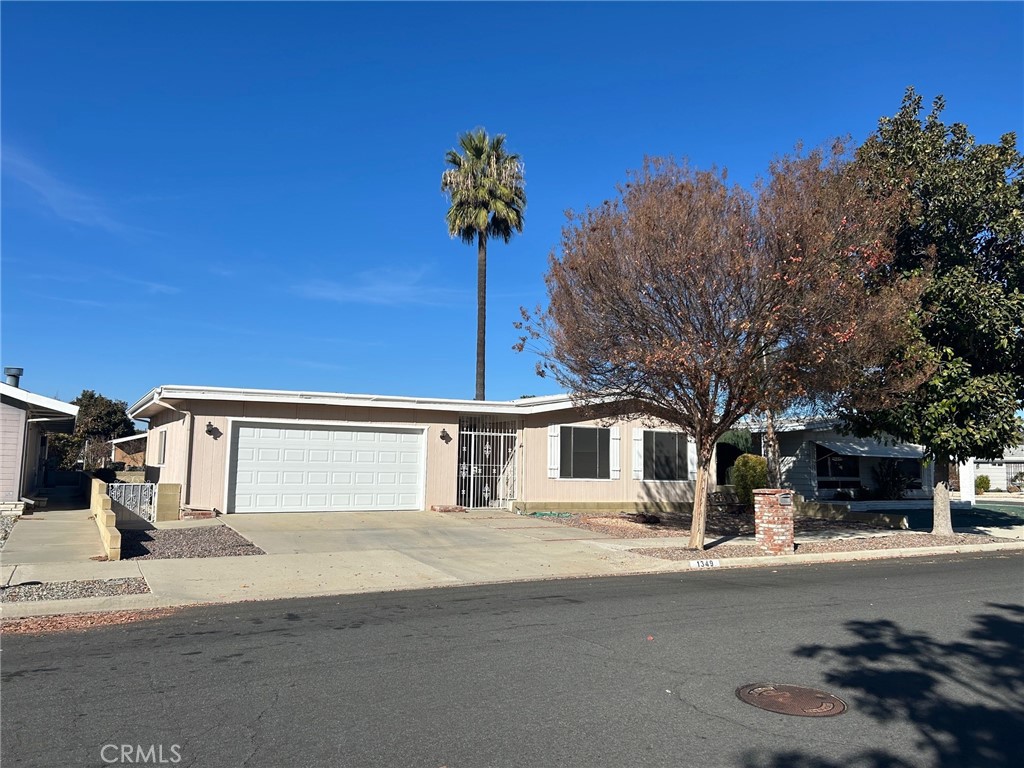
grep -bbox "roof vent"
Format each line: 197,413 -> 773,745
4,367 -> 24,388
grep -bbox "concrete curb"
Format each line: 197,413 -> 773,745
2,539 -> 1022,621
637,539 -> 1024,572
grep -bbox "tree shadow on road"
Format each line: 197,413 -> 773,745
741,602 -> 1024,768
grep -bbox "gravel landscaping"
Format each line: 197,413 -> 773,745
0,577 -> 150,603
631,531 -> 1007,561
548,510 -> 889,539
120,524 -> 265,560
0,515 -> 16,549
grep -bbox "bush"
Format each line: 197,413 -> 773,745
732,454 -> 768,507
975,475 -> 991,494
871,459 -> 911,500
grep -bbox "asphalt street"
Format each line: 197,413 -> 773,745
2,553 -> 1022,768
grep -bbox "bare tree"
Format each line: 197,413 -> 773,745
518,148 -> 920,550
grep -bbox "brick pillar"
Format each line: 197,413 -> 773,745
753,489 -> 795,555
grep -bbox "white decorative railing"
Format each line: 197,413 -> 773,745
107,482 -> 156,523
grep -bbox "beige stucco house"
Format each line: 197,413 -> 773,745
1,376 -> 78,511
127,385 -> 704,516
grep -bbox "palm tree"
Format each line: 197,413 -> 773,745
442,129 -> 526,400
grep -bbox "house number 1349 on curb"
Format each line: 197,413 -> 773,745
690,559 -> 721,569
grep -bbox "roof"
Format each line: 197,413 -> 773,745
127,384 -> 606,420
0,382 -> 79,422
745,417 -> 839,434
815,437 -> 923,459
108,433 -> 147,446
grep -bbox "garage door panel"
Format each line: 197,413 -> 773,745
232,424 -> 424,513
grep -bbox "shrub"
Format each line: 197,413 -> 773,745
975,475 -> 991,494
732,453 -> 768,507
871,459 -> 911,500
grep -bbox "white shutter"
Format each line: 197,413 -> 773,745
688,435 -> 698,481
548,425 -> 560,479
632,428 -> 645,480
610,427 -> 621,480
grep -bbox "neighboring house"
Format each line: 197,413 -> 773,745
975,445 -> 1024,491
108,434 -> 147,467
0,377 -> 78,510
751,420 -> 933,502
126,385 -> 706,515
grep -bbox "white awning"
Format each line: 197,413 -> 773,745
815,438 -> 923,459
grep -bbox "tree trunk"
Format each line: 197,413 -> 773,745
764,409 -> 782,488
931,456 -> 954,536
475,231 -> 488,401
688,451 -> 713,550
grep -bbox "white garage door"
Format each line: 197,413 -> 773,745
231,423 -> 424,513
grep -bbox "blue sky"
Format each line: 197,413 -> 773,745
2,1 -> 1021,407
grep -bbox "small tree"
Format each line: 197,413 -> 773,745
732,454 -> 768,508
519,148 -> 916,549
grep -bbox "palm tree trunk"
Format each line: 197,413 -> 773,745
475,231 -> 488,401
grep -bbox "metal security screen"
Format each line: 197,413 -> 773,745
457,417 -> 518,508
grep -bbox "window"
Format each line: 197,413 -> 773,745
816,444 -> 859,489
643,431 -> 688,481
559,427 -> 610,479
156,431 -> 167,466
816,444 -> 860,478
897,458 -> 921,479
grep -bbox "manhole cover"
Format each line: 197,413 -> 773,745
736,683 -> 847,717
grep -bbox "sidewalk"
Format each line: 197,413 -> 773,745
3,509 -> 1023,620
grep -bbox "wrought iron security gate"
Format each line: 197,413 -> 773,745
108,482 -> 156,523
457,417 -> 518,508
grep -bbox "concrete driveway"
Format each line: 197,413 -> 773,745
222,508 -> 634,584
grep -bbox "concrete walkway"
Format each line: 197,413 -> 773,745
2,508 -> 1023,620
1,508 -> 104,565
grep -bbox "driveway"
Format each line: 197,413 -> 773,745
221,509 -> 636,584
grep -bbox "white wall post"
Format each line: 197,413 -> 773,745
959,459 -> 976,506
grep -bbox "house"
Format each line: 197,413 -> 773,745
108,433 -> 147,468
0,370 -> 79,512
751,419 -> 933,503
975,445 -> 1024,491
126,385 -> 705,515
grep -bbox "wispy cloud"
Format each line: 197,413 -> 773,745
293,267 -> 465,307
25,292 -> 109,309
105,274 -> 180,295
2,147 -> 130,234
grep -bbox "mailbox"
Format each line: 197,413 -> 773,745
779,493 -> 793,507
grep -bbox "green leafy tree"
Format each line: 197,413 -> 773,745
442,128 -> 526,400
846,89 -> 1024,535
48,390 -> 135,469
